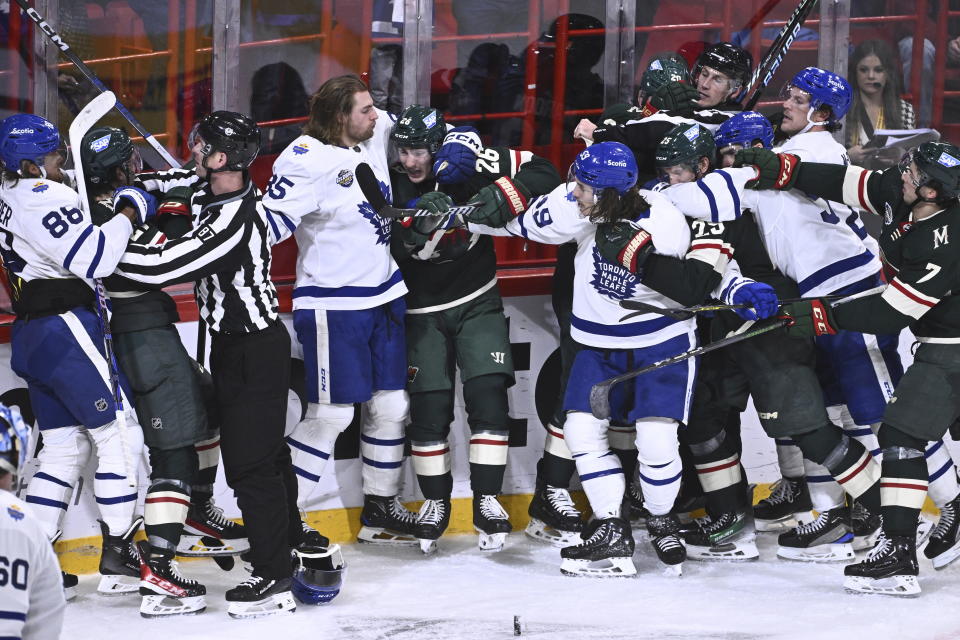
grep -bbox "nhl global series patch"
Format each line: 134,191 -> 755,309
337,169 -> 354,188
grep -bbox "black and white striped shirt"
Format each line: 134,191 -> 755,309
112,173 -> 280,334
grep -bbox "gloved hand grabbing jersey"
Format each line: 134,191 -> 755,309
432,126 -> 482,184
156,186 -> 193,218
594,220 -> 652,274
727,280 -> 780,321
113,186 -> 157,226
778,299 -> 839,337
733,148 -> 801,191
643,81 -> 700,117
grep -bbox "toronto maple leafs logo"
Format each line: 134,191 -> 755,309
591,245 -> 638,300
359,178 -> 392,245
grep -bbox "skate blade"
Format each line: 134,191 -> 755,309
418,538 -> 439,555
476,529 -> 509,552
777,542 -> 854,563
754,511 -> 813,533
64,585 -> 77,602
560,556 -> 637,577
97,574 -> 140,596
140,594 -> 207,618
662,563 -> 683,577
844,574 -> 920,597
916,517 -> 935,548
357,526 -> 418,546
177,535 -> 249,557
524,520 -> 581,548
687,540 -> 759,562
227,592 -> 297,619
930,539 -> 960,570
853,529 -> 882,552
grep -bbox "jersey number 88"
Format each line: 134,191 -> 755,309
42,206 -> 84,239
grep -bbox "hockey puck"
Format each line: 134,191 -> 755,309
514,615 -> 521,636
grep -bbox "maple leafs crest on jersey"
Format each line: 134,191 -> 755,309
359,178 -> 392,245
591,244 -> 638,300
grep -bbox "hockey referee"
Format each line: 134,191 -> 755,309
110,111 -> 302,618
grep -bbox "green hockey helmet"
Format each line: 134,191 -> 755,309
391,105 -> 446,155
80,126 -> 139,185
640,53 -> 692,98
901,141 -> 960,203
655,122 -> 716,170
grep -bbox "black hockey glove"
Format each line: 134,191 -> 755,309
778,299 -> 839,337
733,148 -> 801,191
465,176 -> 531,228
414,191 -> 454,215
645,81 -> 700,117
594,220 -> 652,274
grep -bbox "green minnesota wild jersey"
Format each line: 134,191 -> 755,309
390,147 -> 560,311
792,163 -> 960,341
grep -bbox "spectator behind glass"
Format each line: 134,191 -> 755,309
846,39 -> 916,169
250,62 -> 309,155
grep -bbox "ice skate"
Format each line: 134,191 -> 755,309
851,501 -> 882,552
226,574 -> 296,619
61,571 -> 78,602
647,513 -> 686,576
626,481 -> 649,524
754,476 -> 813,532
356,494 -> 418,546
414,498 -> 450,555
138,542 -> 207,618
474,494 -> 512,551
924,494 -> 960,569
300,521 -> 331,550
525,485 -> 583,547
777,506 -> 854,562
180,496 -> 249,556
681,510 -> 759,561
97,516 -> 143,596
560,517 -> 636,577
844,533 -> 920,597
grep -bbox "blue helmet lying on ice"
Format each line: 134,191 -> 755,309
715,111 -> 774,150
0,114 -> 61,173
782,67 -> 852,132
571,142 -> 638,195
0,404 -> 30,480
291,544 -> 345,605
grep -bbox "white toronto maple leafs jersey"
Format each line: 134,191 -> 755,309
0,491 -> 65,640
0,176 -> 132,287
262,109 -> 407,311
470,183 -> 694,349
661,134 -> 881,296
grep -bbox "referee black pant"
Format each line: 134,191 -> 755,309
211,321 -> 300,579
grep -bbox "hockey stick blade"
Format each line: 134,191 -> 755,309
355,162 -> 480,219
69,90 -> 117,208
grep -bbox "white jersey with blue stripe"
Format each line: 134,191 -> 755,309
261,109 -> 407,311
470,183 -> 694,349
0,176 -> 132,287
0,491 -> 65,640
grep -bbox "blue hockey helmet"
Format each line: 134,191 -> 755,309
571,142 -> 638,195
783,67 -> 852,124
0,114 -> 62,172
291,544 -> 345,605
0,404 -> 30,479
715,111 -> 774,150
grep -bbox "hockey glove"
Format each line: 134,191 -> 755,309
465,176 -> 531,227
730,281 -> 780,321
156,186 -> 193,218
414,191 -> 455,215
779,299 -> 839,337
113,186 -> 157,226
644,81 -> 700,117
734,148 -> 801,191
595,220 -> 652,274
433,126 -> 482,184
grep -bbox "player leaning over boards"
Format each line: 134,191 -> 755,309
0,114 -> 144,601
262,75 -> 418,546
0,403 -> 64,640
388,106 -> 561,553
739,140 -> 960,596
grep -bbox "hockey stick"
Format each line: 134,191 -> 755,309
741,0 -> 821,110
589,285 -> 886,419
617,290 -> 876,322
355,162 -> 479,219
69,90 -> 137,488
14,0 -> 181,170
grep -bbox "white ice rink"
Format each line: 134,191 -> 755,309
64,529 -> 960,640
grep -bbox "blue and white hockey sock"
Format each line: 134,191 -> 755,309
635,418 -> 682,516
361,390 -> 407,497
287,402 -> 354,506
89,418 -> 143,535
565,412 -> 624,519
925,439 -> 960,507
25,426 -> 91,538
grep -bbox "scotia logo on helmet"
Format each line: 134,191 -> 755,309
938,152 -> 960,168
10,128 -> 34,135
336,169 -> 354,188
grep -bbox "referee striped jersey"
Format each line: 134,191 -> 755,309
112,173 -> 281,334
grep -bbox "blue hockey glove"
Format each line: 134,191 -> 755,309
433,126 -> 482,184
731,281 -> 780,321
113,186 -> 157,226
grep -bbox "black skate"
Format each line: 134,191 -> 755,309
754,476 -> 813,532
357,494 -> 418,546
560,517 -> 636,577
851,501 -> 882,551
226,574 -> 296,619
138,542 -> 207,618
474,494 -> 512,552
681,510 -> 758,561
97,516 -> 143,596
180,496 -> 250,557
300,521 -> 331,550
626,481 -> 649,524
777,505 -> 854,562
924,493 -> 960,569
647,513 -> 686,575
414,498 -> 450,555
61,571 -> 78,602
844,533 -> 920,596
525,485 -> 583,547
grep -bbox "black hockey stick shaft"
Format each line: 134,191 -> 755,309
742,0 -> 821,110
355,162 -> 479,219
618,292 -> 851,322
14,0 -> 181,170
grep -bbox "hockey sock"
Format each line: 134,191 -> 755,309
608,421 -> 638,483
793,424 -> 881,513
686,429 -> 742,515
145,478 -> 191,554
464,374 -> 511,495
565,412 -> 624,519
24,427 -> 90,539
361,390 -> 407,497
635,418 -> 682,516
774,437 -> 806,477
193,433 -> 221,499
89,418 -> 143,535
803,458 -> 845,512
411,439 -> 452,499
878,424 -> 929,537
538,452 -> 576,489
287,402 -> 354,505
924,439 -> 960,507
409,390 -> 453,499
